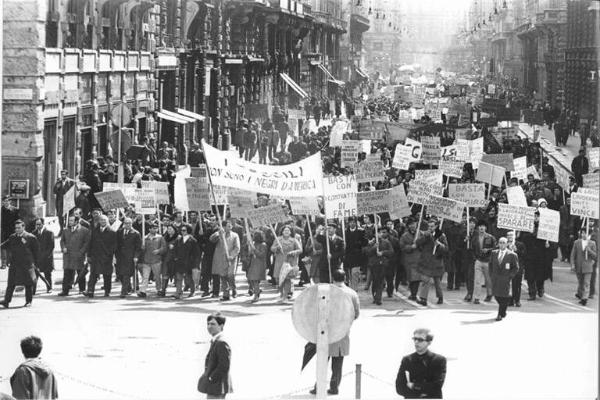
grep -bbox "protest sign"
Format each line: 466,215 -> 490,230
357,189 -> 391,215
132,188 -> 156,214
289,196 -> 321,216
405,138 -> 422,160
385,122 -> 411,142
588,147 -> 600,170
360,140 -> 372,154
94,190 -> 129,211
526,166 -> 540,180
202,140 -> 323,197
365,152 -> 379,162
174,165 -> 191,211
140,180 -> 170,204
507,186 -> 528,206
323,175 -> 358,219
571,192 -> 599,219
389,185 -> 411,220
355,160 -> 385,183
582,172 -> 599,188
415,169 -> 443,186
211,185 -> 229,206
578,187 -> 597,195
511,156 -> 528,181
439,159 -> 464,178
407,181 -> 444,205
228,193 -> 255,218
62,185 -> 76,216
184,177 -> 210,211
247,204 -> 289,227
440,145 -> 459,161
537,207 -> 560,242
476,161 -> 505,187
421,136 -> 441,165
358,119 -> 386,140
481,153 -> 514,171
497,204 -> 535,232
457,137 -> 483,168
427,195 -> 466,223
392,144 -> 413,170
340,140 -> 361,167
448,183 -> 486,208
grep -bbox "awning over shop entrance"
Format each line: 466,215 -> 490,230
279,73 -> 308,99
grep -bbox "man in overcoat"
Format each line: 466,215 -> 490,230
32,218 -> 55,294
115,217 -> 142,298
53,169 -> 75,230
173,224 -> 200,299
399,218 -> 421,300
59,215 -> 91,296
316,222 -> 344,284
571,227 -> 598,306
490,237 -> 519,321
0,220 -> 40,308
85,214 -> 116,298
343,217 -> 365,290
210,221 -> 240,301
416,219 -> 448,306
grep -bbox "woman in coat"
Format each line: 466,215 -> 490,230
305,225 -> 324,284
161,225 -> 179,296
415,219 -> 448,306
271,225 -> 302,302
247,231 -> 267,302
559,199 -> 576,262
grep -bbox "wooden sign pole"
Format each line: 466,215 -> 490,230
414,206 -> 424,244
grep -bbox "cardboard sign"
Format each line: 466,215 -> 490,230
497,204 -> 535,232
440,145 -> 459,161
132,188 -> 157,214
481,153 -> 514,172
228,193 -> 255,218
392,144 -> 413,170
340,140 -> 361,167
355,160 -> 385,184
407,181 -> 444,205
140,180 -> 170,204
457,137 -> 484,168
578,187 -> 597,195
358,119 -> 386,140
289,196 -> 321,216
95,190 -> 129,211
415,169 -> 443,186
184,177 -> 209,212
62,185 -> 76,216
476,161 -> 505,187
9,179 -> 29,199
439,159 -> 464,178
247,204 -> 288,227
427,195 -> 466,223
174,165 -> 191,211
526,166 -> 541,180
389,185 -> 411,220
421,136 -> 441,165
511,157 -> 528,181
323,175 -> 358,219
582,172 -> 599,189
507,186 -> 528,206
588,147 -> 600,170
357,189 -> 391,215
571,192 -> 600,219
448,183 -> 487,208
537,207 -> 560,242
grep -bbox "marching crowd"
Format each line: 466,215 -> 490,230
1,91 -> 598,319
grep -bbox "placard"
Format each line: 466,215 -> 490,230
448,183 -> 486,208
570,192 -> 600,219
497,204 -> 535,232
421,136 -> 441,165
588,147 -> 600,170
355,160 -> 385,184
481,153 -> 514,171
407,181 -> 444,205
582,172 -> 599,189
62,185 -> 76,216
132,188 -> 156,214
8,179 -> 29,199
289,196 -> 321,216
358,119 -> 386,140
94,190 -> 129,211
427,195 -> 466,223
439,159 -> 464,178
526,166 -> 540,180
476,161 -> 505,187
457,137 -> 484,168
415,169 -> 443,186
247,204 -> 289,227
340,140 -> 361,167
511,156 -> 528,181
389,185 -> 411,220
228,193 -> 255,218
578,187 -> 597,195
174,165 -> 191,211
537,207 -> 560,242
392,144 -> 413,170
323,175 -> 358,219
140,180 -> 170,204
357,189 -> 391,215
507,186 -> 528,206
185,177 -> 210,211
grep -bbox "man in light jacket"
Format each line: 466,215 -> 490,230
571,227 -> 598,306
139,221 -> 167,297
10,336 -> 58,400
210,220 -> 240,301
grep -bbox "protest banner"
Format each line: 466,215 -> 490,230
415,169 -> 443,186
228,193 -> 255,218
62,185 -> 76,216
537,208 -> 560,242
247,204 -> 289,227
132,188 -> 156,214
582,172 -> 599,189
358,119 -> 386,140
323,175 -> 358,219
185,177 -> 210,212
448,183 -> 487,208
421,136 -> 441,165
140,180 -> 170,204
476,161 -> 505,187
340,140 -> 361,167
392,144 -> 413,170
385,122 -> 411,142
365,152 -> 379,162
588,147 -> 600,170
407,181 -> 444,205
511,156 -> 528,181
427,195 -> 466,223
497,204 -> 535,232
526,165 -> 540,180
94,190 -> 129,211
439,159 -> 464,178
389,185 -> 411,220
355,160 -> 385,183
289,196 -> 321,216
357,189 -> 391,215
202,139 -> 323,197
507,186 -> 528,206
570,192 -> 599,219
481,153 -> 514,171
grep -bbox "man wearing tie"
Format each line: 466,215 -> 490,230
198,312 -> 232,399
571,227 -> 597,306
32,218 -> 55,294
490,237 -> 519,321
59,215 -> 91,296
115,218 -> 142,298
85,214 -> 117,298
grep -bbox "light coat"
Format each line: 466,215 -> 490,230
60,225 -> 91,270
571,239 -> 597,274
210,230 -> 240,276
329,284 -> 360,357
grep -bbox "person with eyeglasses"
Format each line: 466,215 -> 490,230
396,328 -> 447,399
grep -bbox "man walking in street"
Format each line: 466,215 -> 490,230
210,221 -> 240,301
490,237 -> 519,321
53,169 -> 75,230
471,220 -> 497,304
396,328 -> 447,399
198,313 -> 232,399
173,224 -> 200,299
139,221 -> 166,297
507,231 -> 526,307
85,214 -> 116,298
59,215 -> 91,296
10,336 -> 58,399
571,227 -> 597,306
115,217 -> 142,298
32,218 -> 54,294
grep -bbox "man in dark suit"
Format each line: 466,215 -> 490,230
0,220 -> 40,308
571,227 -> 598,306
316,222 -> 344,283
1,196 -> 20,268
85,214 -> 116,298
53,169 -> 75,229
344,217 -> 366,290
173,224 -> 200,299
32,218 -> 55,294
115,217 -> 142,298
198,312 -> 232,399
396,328 -> 447,399
490,237 -> 520,321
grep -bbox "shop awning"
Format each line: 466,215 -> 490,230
176,108 -> 205,121
328,79 -> 345,86
355,67 -> 368,79
157,110 -> 190,124
279,73 -> 308,99
317,64 -> 335,80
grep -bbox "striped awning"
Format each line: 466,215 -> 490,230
176,108 -> 205,121
328,79 -> 345,86
156,109 -> 194,124
317,64 -> 335,80
355,67 -> 368,79
279,73 -> 308,99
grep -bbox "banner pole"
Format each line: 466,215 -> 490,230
374,214 -> 379,249
414,206 -> 424,244
341,217 -> 346,247
466,206 -> 470,249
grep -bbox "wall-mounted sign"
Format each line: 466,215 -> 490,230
9,179 -> 29,199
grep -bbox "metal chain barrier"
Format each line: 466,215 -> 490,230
54,371 -> 144,400
359,369 -> 395,387
267,370 -> 354,399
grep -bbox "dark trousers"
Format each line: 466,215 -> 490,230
33,270 -> 52,295
370,264 -> 385,302
385,264 -> 396,297
313,356 -> 344,393
237,145 -> 245,158
465,262 -> 475,295
394,262 -> 406,289
511,270 -> 523,303
3,284 -> 33,304
206,395 -> 226,399
200,265 -> 212,293
447,251 -> 463,289
527,279 -> 545,296
496,296 -> 510,317
268,145 -> 277,161
62,269 -> 86,294
212,274 -> 221,296
408,281 -> 420,298
88,273 -> 112,295
590,266 -> 597,297
119,274 -> 131,296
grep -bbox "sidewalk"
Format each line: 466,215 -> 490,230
517,122 -> 581,173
